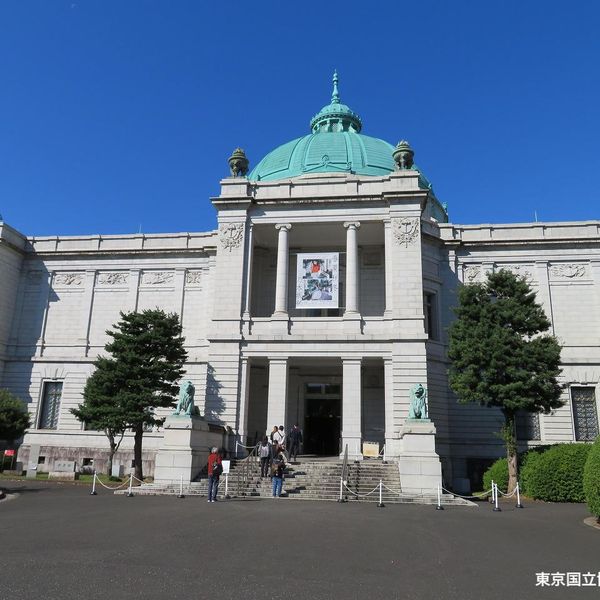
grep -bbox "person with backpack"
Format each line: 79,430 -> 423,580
258,437 -> 272,478
207,446 -> 223,503
271,449 -> 286,498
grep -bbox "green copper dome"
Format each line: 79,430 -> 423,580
249,72 -> 396,182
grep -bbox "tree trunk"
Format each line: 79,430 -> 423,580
134,424 -> 144,481
502,411 -> 518,494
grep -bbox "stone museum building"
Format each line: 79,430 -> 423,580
1,74 -> 599,491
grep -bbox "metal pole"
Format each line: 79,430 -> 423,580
377,479 -> 385,508
90,471 -> 98,495
178,474 -> 185,499
436,484 -> 444,510
516,481 -> 523,509
127,472 -> 134,497
493,483 -> 501,512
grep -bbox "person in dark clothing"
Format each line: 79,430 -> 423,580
288,424 -> 303,461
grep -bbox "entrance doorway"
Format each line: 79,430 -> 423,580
303,383 -> 341,455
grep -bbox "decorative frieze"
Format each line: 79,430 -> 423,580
393,217 -> 419,247
97,272 -> 129,286
141,271 -> 174,286
185,271 -> 202,286
463,265 -> 481,283
549,263 -> 587,279
219,222 -> 244,252
53,272 -> 84,287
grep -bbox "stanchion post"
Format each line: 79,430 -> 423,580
178,474 -> 185,499
127,472 -> 134,497
436,485 -> 444,510
516,481 -> 523,509
377,479 -> 385,508
90,471 -> 98,495
493,482 -> 501,512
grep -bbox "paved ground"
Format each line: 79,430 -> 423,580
1,481 -> 599,600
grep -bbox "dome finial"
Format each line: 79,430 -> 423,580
331,70 -> 340,104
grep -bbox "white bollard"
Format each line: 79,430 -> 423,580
178,474 -> 185,499
516,481 -> 523,508
90,471 -> 98,495
493,482 -> 501,512
127,472 -> 134,497
436,485 -> 444,510
378,479 -> 385,508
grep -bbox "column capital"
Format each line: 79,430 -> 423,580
275,223 -> 292,231
343,221 -> 361,230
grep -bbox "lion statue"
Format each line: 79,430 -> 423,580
173,380 -> 195,416
408,383 -> 428,420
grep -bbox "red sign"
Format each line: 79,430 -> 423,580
4,450 -> 15,457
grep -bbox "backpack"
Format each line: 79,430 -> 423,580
212,460 -> 223,477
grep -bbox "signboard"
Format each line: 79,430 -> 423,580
295,252 -> 339,309
221,460 -> 231,475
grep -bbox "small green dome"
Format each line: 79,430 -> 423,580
249,72 -> 395,182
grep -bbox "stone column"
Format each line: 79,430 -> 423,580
343,222 -> 360,315
341,357 -> 362,459
273,224 -> 291,317
237,357 -> 251,443
383,220 -> 393,318
266,358 -> 288,431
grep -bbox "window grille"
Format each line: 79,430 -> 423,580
571,387 -> 599,442
39,381 -> 63,429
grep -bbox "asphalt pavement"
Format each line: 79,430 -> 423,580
1,480 -> 599,600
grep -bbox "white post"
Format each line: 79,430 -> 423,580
516,481 -> 523,508
127,472 -> 134,497
90,471 -> 97,495
436,484 -> 444,510
493,482 -> 501,512
273,224 -> 291,316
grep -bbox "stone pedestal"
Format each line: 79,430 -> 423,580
397,419 -> 442,494
153,416 -> 223,483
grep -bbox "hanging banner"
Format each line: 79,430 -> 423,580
295,252 -> 339,309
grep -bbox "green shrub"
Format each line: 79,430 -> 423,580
521,443 -> 591,502
583,437 -> 600,519
483,458 -> 508,494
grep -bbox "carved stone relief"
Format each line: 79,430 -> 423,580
97,272 -> 129,286
392,217 -> 419,247
141,271 -> 174,286
549,263 -> 587,279
219,222 -> 244,252
53,272 -> 84,287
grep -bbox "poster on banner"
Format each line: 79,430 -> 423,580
296,252 -> 339,309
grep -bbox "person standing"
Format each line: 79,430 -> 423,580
207,446 -> 222,503
288,424 -> 303,462
259,437 -> 271,478
271,449 -> 286,498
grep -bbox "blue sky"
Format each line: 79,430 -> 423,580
1,1 -> 599,236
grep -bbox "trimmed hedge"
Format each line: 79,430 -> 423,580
583,437 -> 600,518
483,458 -> 508,494
521,443 -> 591,502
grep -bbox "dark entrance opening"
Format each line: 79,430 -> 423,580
304,383 -> 341,455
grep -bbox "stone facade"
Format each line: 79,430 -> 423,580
2,173 -> 599,491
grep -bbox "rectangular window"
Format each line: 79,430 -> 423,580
571,387 -> 599,442
39,381 -> 63,430
516,411 -> 541,441
424,292 -> 439,340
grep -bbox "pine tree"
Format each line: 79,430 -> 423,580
73,310 -> 187,480
0,389 -> 31,444
447,269 -> 563,492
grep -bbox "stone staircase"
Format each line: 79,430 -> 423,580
118,458 -> 474,506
